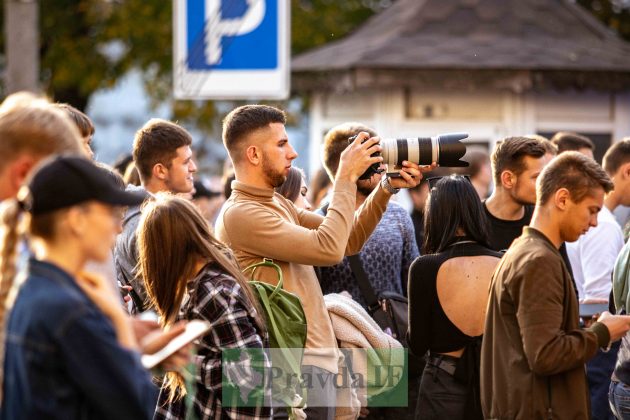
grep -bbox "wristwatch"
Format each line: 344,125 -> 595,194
381,176 -> 400,194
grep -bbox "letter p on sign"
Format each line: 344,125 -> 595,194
206,0 -> 265,65
174,0 -> 289,99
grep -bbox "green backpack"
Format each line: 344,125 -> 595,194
243,259 -> 307,413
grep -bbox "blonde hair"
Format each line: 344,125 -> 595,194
0,93 -> 84,169
0,198 -> 62,402
0,93 -> 83,403
137,193 -> 266,401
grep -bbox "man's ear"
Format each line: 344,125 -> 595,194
621,162 -> 630,180
554,188 -> 571,210
152,163 -> 168,181
245,145 -> 261,166
9,155 -> 37,196
500,170 -> 515,189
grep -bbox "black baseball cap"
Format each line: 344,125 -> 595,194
18,155 -> 147,215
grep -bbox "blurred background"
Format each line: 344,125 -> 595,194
2,0 -> 630,188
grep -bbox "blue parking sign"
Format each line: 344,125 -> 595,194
174,0 -> 289,99
186,0 -> 278,70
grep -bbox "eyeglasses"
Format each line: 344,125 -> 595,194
426,174 -> 471,190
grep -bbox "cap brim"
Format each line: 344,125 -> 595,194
100,189 -> 148,208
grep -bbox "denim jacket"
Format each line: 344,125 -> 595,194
1,258 -> 157,420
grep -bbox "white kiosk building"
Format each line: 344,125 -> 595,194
292,0 -> 630,171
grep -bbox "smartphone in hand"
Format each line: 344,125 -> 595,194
579,303 -> 610,318
141,320 -> 211,369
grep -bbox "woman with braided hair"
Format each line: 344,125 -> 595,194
0,156 -> 157,419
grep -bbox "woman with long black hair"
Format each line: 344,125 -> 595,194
408,175 -> 501,420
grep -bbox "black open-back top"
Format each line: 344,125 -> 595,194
407,241 -> 502,358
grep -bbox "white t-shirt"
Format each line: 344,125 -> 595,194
567,206 -> 624,301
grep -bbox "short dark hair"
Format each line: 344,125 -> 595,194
276,166 -> 305,203
222,105 -> 286,162
537,151 -> 613,205
423,175 -> 491,254
113,153 -> 133,177
491,136 -> 546,185
53,103 -> 94,138
540,140 -> 558,156
550,132 -> 595,153
133,119 -> 192,182
603,139 -> 630,176
321,122 -> 377,180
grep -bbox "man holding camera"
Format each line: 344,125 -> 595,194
316,122 -> 419,306
316,122 -> 420,419
215,105 -> 426,418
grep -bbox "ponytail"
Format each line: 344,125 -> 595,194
0,199 -> 24,402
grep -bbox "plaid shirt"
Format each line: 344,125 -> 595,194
154,263 -> 272,420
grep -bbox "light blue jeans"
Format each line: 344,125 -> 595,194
609,381 -> 630,419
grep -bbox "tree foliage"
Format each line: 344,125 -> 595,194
578,0 -> 630,41
291,0 -> 390,55
1,0 -> 387,129
3,0 -> 628,130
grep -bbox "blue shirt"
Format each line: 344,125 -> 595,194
2,259 -> 157,420
316,202 -> 419,307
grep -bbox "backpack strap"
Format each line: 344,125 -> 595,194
243,258 -> 284,299
244,260 -> 304,407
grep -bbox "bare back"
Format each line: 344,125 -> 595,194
436,255 -> 500,356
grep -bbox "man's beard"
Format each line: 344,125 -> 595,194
262,157 -> 286,188
510,186 -> 535,206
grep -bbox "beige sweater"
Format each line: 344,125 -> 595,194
215,179 -> 390,373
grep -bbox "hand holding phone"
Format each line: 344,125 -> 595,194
141,320 -> 211,370
579,302 -> 610,318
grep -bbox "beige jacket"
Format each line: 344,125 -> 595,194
215,179 -> 390,372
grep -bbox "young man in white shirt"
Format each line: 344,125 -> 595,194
566,139 -> 630,419
567,140 -> 630,303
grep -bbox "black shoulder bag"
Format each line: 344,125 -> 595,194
347,255 -> 407,340
347,254 -> 423,375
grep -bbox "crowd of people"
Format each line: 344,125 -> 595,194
2,91 -> 630,420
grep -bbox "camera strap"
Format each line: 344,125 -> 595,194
347,254 -> 381,313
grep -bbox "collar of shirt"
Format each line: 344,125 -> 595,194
523,226 -> 562,254
27,258 -> 80,291
231,180 -> 275,201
